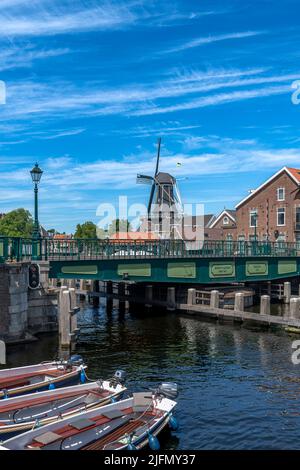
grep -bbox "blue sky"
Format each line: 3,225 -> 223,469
1,0 -> 300,232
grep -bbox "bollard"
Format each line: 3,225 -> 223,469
290,297 -> 300,319
60,290 -> 71,348
0,340 -> 6,365
210,290 -> 220,309
167,287 -> 176,311
234,292 -> 244,311
69,288 -> 78,333
145,285 -> 153,308
187,288 -> 196,306
284,282 -> 291,304
260,295 -> 270,315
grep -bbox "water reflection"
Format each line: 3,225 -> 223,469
4,302 -> 300,450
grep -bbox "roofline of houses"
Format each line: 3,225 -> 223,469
209,210 -> 236,228
235,166 -> 300,209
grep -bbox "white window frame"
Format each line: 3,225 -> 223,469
277,207 -> 285,226
277,187 -> 285,201
223,216 -> 229,225
249,209 -> 257,228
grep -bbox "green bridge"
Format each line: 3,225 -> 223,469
1,237 -> 300,284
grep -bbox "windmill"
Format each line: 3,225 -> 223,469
136,138 -> 184,238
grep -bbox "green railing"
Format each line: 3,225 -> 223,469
0,237 -> 299,263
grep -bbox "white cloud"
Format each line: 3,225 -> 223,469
0,1 -> 141,37
162,31 -> 267,54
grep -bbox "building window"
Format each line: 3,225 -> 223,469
277,207 -> 285,226
296,207 -> 300,230
249,209 -> 258,227
277,187 -> 285,201
223,216 -> 229,225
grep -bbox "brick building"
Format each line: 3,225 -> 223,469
206,209 -> 237,240
235,166 -> 300,243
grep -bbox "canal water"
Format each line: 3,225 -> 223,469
5,302 -> 300,450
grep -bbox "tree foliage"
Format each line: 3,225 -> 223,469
0,208 -> 34,237
74,221 -> 97,239
107,218 -> 132,236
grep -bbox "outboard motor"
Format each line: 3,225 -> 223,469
69,355 -> 84,366
114,370 -> 127,384
156,382 -> 178,400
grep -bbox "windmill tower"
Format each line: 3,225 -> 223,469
137,138 -> 184,239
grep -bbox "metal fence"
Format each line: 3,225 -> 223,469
0,237 -> 300,262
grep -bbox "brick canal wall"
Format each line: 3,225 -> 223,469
0,261 -> 57,343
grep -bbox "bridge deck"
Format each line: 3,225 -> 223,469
2,237 -> 300,283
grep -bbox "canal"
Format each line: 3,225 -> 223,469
5,301 -> 300,450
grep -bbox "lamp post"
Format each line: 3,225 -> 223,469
30,163 -> 43,259
254,212 -> 258,255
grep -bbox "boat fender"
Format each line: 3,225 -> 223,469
111,396 -> 117,403
2,389 -> 8,399
148,431 -> 160,451
168,414 -> 178,431
49,382 -> 55,390
80,367 -> 86,384
127,435 -> 137,450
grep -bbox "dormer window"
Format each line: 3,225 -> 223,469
223,216 -> 229,225
277,187 -> 285,201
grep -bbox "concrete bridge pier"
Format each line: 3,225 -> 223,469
93,280 -> 100,308
167,287 -> 176,311
145,285 -> 153,308
260,295 -> 271,315
106,281 -> 113,315
234,292 -> 244,312
118,282 -> 126,316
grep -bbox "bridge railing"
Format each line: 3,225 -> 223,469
0,237 -> 299,262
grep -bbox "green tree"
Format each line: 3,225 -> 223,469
74,221 -> 97,239
108,219 -> 132,236
0,208 -> 34,237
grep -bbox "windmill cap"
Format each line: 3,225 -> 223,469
155,172 -> 176,184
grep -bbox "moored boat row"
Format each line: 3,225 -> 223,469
0,356 -> 178,450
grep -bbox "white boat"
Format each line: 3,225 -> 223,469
0,377 -> 126,439
0,383 -> 178,451
0,356 -> 86,398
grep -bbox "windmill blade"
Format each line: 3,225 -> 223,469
136,174 -> 153,185
154,137 -> 161,176
147,182 -> 156,215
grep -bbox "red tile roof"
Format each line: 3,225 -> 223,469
110,231 -> 159,241
286,167 -> 300,183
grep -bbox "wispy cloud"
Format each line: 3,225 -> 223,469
0,1 -> 143,37
0,45 -> 71,71
1,68 -> 297,122
162,30 -> 267,54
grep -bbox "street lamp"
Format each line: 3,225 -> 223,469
253,212 -> 258,254
30,163 -> 43,241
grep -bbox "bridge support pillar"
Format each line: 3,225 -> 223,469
93,280 -> 100,308
290,297 -> 300,319
260,295 -> 270,315
234,292 -> 244,312
106,281 -> 113,314
210,290 -> 220,309
167,287 -> 176,311
145,285 -> 153,308
118,283 -> 126,315
284,282 -> 291,304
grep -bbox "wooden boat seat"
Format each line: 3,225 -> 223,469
69,418 -> 95,430
33,431 -> 62,445
132,392 -> 153,412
